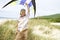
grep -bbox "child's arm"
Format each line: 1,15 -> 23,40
25,3 -> 30,14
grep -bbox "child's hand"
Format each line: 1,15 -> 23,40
25,3 -> 28,6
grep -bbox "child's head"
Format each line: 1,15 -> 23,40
20,9 -> 26,17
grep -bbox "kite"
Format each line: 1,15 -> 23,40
2,0 -> 36,17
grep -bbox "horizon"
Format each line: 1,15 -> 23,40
0,13 -> 60,19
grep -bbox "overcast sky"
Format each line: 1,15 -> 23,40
0,0 -> 60,19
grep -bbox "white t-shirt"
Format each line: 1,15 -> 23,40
18,13 -> 29,32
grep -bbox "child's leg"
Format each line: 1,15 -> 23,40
20,29 -> 28,40
14,32 -> 21,40
15,29 -> 28,40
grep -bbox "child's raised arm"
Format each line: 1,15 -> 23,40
25,3 -> 30,14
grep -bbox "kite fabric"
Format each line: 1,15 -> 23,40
28,1 -> 32,7
20,0 -> 26,5
20,0 -> 32,7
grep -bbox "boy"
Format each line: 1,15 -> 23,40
15,3 -> 30,40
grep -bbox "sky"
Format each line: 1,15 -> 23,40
0,0 -> 60,19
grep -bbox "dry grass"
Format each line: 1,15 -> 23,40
0,18 -> 60,40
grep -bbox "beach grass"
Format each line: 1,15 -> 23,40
0,18 -> 60,40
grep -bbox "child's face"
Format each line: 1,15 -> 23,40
20,10 -> 26,17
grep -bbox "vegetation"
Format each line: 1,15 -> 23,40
34,14 -> 60,22
0,18 -> 60,40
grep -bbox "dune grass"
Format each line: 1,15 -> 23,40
0,18 -> 60,40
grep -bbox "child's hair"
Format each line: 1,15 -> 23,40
21,9 -> 26,12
